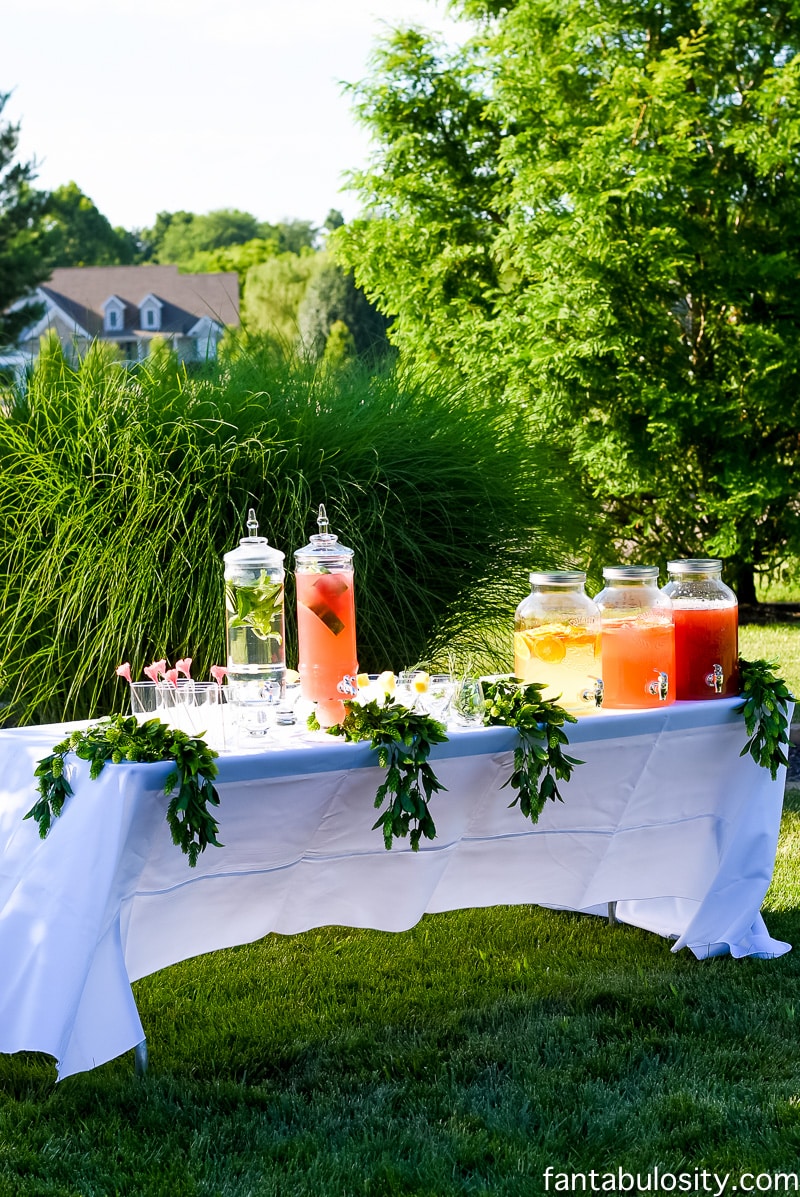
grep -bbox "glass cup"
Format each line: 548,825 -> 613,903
275,678 -> 302,728
397,670 -> 428,710
181,682 -> 227,747
227,677 -> 282,743
451,678 -> 486,727
421,674 -> 455,721
129,681 -> 158,721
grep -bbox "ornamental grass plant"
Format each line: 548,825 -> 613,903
0,335 -> 584,725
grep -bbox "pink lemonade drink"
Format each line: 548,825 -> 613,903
295,505 -> 358,727
296,571 -> 357,724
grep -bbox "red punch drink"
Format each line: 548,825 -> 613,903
663,561 -> 739,699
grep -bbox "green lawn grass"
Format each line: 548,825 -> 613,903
740,625 -> 800,707
2,623 -> 800,1196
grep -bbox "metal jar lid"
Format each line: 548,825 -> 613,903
529,570 -> 587,586
601,565 -> 660,581
666,558 -> 723,575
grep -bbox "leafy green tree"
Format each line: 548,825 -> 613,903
324,208 -> 345,233
335,27 -> 505,364
40,181 -> 138,268
142,209 -> 318,266
0,91 -> 48,348
242,250 -> 319,347
338,2 -> 800,599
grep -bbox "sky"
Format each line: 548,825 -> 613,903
1,0 -> 468,234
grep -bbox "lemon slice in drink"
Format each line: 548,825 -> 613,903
514,631 -> 532,660
413,671 -> 430,693
377,671 -> 396,693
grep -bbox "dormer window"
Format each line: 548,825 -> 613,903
138,293 -> 163,333
102,295 -> 126,335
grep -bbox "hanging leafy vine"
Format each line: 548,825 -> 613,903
313,676 -> 583,847
482,677 -> 583,822
311,699 -> 449,849
25,715 -> 222,866
737,657 -> 794,780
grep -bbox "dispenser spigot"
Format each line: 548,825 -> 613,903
581,678 -> 604,708
705,664 -> 724,693
647,671 -> 670,701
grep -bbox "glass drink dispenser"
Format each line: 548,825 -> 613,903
223,508 -> 286,731
513,571 -> 603,711
295,504 -> 358,727
594,566 -> 675,708
662,559 -> 739,699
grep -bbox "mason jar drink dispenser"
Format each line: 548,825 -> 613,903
295,504 -> 358,727
594,566 -> 675,708
513,571 -> 603,711
662,559 -> 739,699
223,508 -> 286,732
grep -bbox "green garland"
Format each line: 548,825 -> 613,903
482,677 -> 582,822
311,699 -> 449,850
737,657 -> 794,780
25,715 -> 222,867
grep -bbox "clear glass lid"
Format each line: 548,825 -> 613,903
223,508 -> 285,569
295,504 -> 354,568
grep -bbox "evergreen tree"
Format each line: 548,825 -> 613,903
297,254 -> 390,362
0,92 -> 48,348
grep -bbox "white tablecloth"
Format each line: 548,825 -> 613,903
0,698 -> 790,1080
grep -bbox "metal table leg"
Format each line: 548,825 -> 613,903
134,1038 -> 148,1077
607,901 -> 618,926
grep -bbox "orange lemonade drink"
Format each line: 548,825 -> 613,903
296,569 -> 357,725
514,622 -> 602,711
600,618 -> 676,708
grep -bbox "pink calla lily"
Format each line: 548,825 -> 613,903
164,668 -> 179,687
115,662 -> 132,683
144,659 -> 167,684
176,657 -> 193,678
210,665 -> 227,685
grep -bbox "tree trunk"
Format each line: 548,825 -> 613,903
731,564 -> 757,605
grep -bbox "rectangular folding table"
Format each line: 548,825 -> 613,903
0,697 -> 789,1080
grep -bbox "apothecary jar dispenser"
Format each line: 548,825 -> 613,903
223,508 -> 286,730
513,571 -> 603,711
295,504 -> 358,728
662,559 -> 739,699
594,566 -> 675,708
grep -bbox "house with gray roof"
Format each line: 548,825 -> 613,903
6,264 -> 239,368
